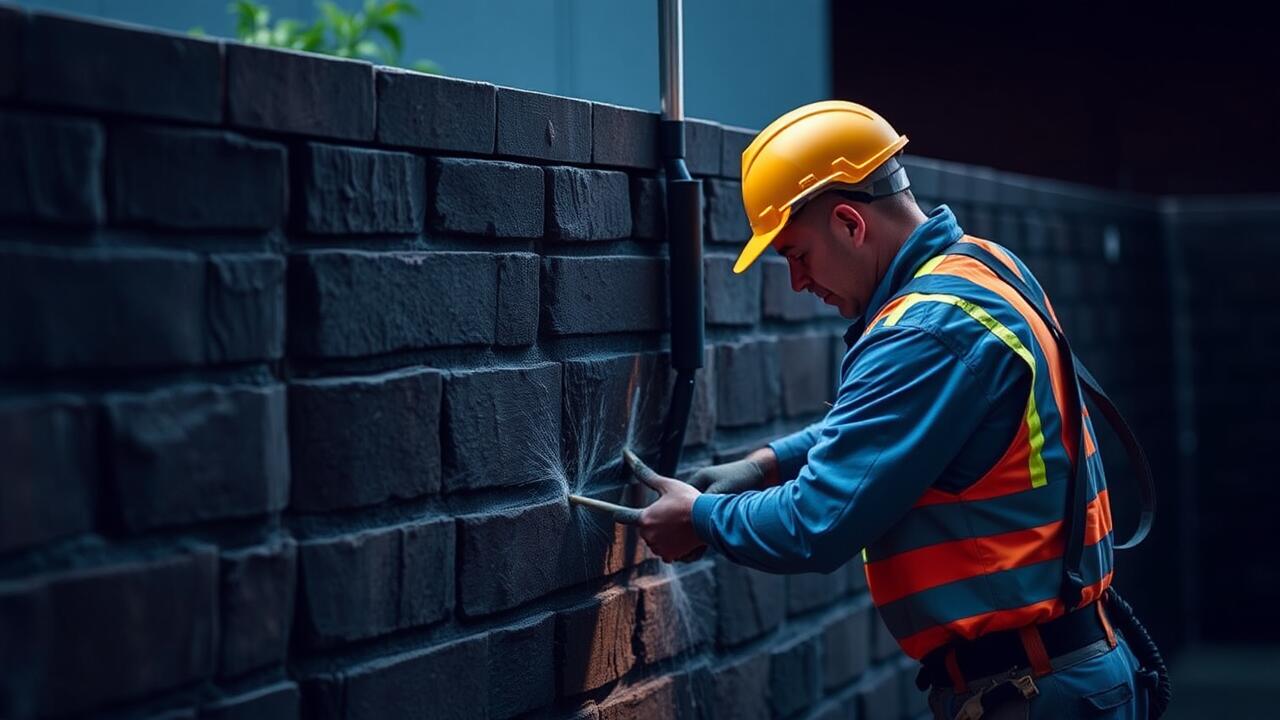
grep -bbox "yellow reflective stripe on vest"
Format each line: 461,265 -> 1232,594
882,291 -> 1049,489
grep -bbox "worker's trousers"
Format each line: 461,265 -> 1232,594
927,636 -> 1148,719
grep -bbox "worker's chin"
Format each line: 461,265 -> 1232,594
826,294 -> 858,319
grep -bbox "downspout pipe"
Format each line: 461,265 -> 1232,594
656,0 -> 704,477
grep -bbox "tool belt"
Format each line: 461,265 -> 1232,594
916,599 -> 1117,692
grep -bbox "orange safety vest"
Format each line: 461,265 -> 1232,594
860,236 -> 1114,660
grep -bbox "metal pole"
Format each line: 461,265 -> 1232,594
659,0 -> 684,122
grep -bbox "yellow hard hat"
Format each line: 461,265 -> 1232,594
733,101 -> 909,274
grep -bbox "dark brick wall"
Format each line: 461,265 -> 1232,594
0,7 -> 1218,720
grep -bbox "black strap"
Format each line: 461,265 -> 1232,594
934,242 -> 1155,607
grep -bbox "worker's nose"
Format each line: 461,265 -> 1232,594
788,258 -> 808,293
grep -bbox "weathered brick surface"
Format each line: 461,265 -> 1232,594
23,12 -> 221,122
721,125 -> 756,179
714,555 -> 785,647
0,110 -> 103,225
557,586 -> 638,695
630,175 -> 666,241
685,118 -> 723,176
219,539 -> 296,677
288,250 -> 496,357
35,549 -> 218,716
297,143 -> 424,234
769,627 -> 823,718
227,43 -> 373,140
593,102 -> 658,169
0,396 -> 96,553
289,367 -> 442,511
787,570 -> 849,616
546,166 -> 633,241
489,612 -> 555,719
343,635 -> 487,720
562,352 -> 670,484
705,253 -> 762,326
855,665 -> 902,720
428,157 -> 545,237
442,363 -> 561,492
201,682 -> 300,720
104,383 -> 289,531
715,339 -> 781,428
496,86 -> 591,163
110,125 -> 287,230
822,598 -> 873,690
705,178 -> 752,243
635,565 -> 716,664
298,517 -> 453,645
708,652 -> 771,720
376,69 -> 496,153
779,334 -> 836,417
496,253 -> 541,345
0,247 -> 284,370
541,256 -> 667,335
457,498 -> 572,617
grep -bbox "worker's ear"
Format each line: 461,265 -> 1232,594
831,202 -> 866,249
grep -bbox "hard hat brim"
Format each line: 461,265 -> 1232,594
733,216 -> 787,274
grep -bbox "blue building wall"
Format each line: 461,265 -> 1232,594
13,0 -> 831,130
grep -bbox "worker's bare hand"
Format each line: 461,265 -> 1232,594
622,449 -> 706,563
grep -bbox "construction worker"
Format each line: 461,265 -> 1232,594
623,101 -> 1167,719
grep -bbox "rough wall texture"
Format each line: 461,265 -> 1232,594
0,7 -> 1226,720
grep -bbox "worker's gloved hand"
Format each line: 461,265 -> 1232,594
687,457 -> 769,495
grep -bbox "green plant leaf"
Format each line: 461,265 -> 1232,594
410,58 -> 441,74
375,21 -> 402,59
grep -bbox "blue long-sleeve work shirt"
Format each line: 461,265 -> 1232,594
691,206 -> 1031,573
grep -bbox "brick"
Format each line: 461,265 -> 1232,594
685,118 -> 723,176
289,367 -> 443,511
557,586 -> 637,695
496,253 -> 540,345
822,599 -> 872,690
343,635 -> 487,720
708,652 -> 770,720
496,86 -> 591,163
714,555 -> 785,647
227,43 -> 373,140
457,497 -> 572,617
298,517 -> 453,646
855,665 -> 901,720
0,6 -> 19,98
0,247 -> 283,371
206,254 -> 287,363
297,143 -> 424,234
219,539 -> 297,677
635,565 -> 715,664
442,363 -> 560,493
779,334 -> 835,417
846,553 -> 868,594
592,102 -> 658,169
541,256 -> 667,336
489,612 -> 555,719
546,166 -> 633,241
376,68 -> 495,153
108,125 -> 286,230
561,352 -> 670,489
631,176 -> 666,241
428,157 -> 544,237
288,250 -> 497,357
768,628 -> 822,718
787,570 -> 848,616
705,253 -> 762,326
201,682 -> 299,720
36,549 -> 218,716
705,178 -> 751,243
0,110 -> 104,225
686,348 -> 718,447
721,125 -> 756,179
0,396 -> 96,553
597,675 -> 696,720
105,383 -> 287,531
762,257 -> 826,321
715,339 -> 781,427
23,12 -> 221,122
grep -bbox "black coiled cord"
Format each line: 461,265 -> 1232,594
1105,588 -> 1173,718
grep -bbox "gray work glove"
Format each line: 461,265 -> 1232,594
687,456 -> 769,494
675,456 -> 771,562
